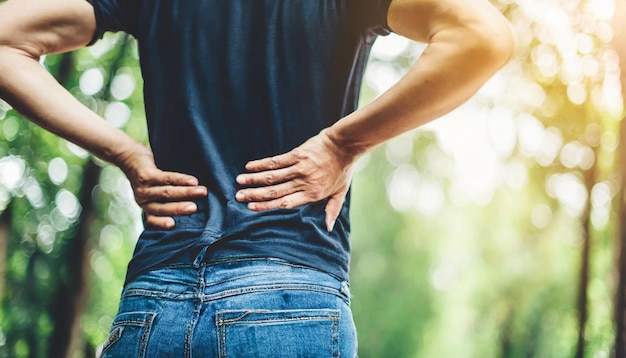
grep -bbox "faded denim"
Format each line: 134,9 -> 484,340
99,257 -> 357,357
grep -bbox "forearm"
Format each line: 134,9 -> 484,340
0,0 -> 208,229
0,47 -> 142,167
325,3 -> 516,160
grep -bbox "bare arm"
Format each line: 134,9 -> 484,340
0,0 -> 207,229
235,0 -> 516,231
327,0 -> 516,153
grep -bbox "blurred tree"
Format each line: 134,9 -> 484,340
609,0 -> 626,354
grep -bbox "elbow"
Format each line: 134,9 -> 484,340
0,43 -> 39,100
470,17 -> 517,70
488,20 -> 517,66
428,12 -> 517,76
0,46 -> 14,99
0,40 -> 42,62
0,44 -> 12,85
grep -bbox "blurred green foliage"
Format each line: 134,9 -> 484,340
0,0 -> 621,357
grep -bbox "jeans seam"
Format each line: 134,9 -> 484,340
335,310 -> 340,357
217,312 -> 226,358
217,310 -> 340,325
185,266 -> 206,358
139,312 -> 156,358
123,283 -> 350,306
122,289 -> 196,300
201,284 -> 344,302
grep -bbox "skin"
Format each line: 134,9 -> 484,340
0,0 -> 516,231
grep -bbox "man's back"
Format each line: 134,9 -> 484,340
88,0 -> 393,282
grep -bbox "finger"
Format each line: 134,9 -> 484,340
235,181 -> 300,202
142,201 -> 199,216
135,185 -> 208,204
324,191 -> 347,232
245,191 -> 310,212
144,213 -> 175,230
139,169 -> 202,186
244,152 -> 298,172
236,167 -> 298,186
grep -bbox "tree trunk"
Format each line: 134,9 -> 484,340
576,163 -> 596,358
615,121 -> 626,357
0,203 -> 11,302
611,2 -> 626,356
47,160 -> 100,358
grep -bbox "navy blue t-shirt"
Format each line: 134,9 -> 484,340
87,0 -> 393,284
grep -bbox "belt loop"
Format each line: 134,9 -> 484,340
340,281 -> 352,299
193,245 -> 209,268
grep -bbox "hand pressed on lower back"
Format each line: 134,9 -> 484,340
235,130 -> 355,232
114,144 -> 208,229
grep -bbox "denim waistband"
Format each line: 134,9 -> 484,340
121,255 -> 351,304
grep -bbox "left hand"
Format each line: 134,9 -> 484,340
235,130 -> 355,232
114,143 -> 208,229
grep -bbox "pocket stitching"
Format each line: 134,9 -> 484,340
217,309 -> 340,325
100,311 -> 156,358
216,309 -> 340,358
100,326 -> 124,355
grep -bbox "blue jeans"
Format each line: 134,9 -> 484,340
99,257 -> 357,357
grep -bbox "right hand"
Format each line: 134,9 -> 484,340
114,144 -> 208,229
235,130 -> 355,232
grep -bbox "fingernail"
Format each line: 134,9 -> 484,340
166,219 -> 175,228
185,204 -> 197,212
328,220 -> 336,232
236,191 -> 244,201
236,175 -> 245,184
194,187 -> 206,195
188,178 -> 198,185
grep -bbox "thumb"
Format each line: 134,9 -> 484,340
325,190 -> 347,232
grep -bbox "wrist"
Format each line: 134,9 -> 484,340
320,128 -> 367,166
321,124 -> 375,161
108,140 -> 152,175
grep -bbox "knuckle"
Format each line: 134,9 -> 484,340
134,187 -> 148,199
267,189 -> 278,199
137,173 -> 149,185
293,149 -> 307,160
264,174 -> 275,185
269,158 -> 278,169
161,188 -> 172,199
279,199 -> 292,209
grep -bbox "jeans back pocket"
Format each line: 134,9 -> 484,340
216,309 -> 340,357
99,311 -> 156,358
